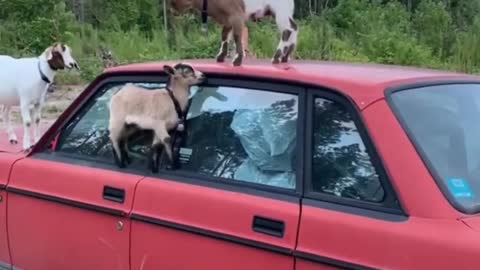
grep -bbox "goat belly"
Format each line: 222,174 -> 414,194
0,56 -> 46,106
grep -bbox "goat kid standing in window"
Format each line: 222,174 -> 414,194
0,43 -> 79,151
168,0 -> 298,66
108,63 -> 205,173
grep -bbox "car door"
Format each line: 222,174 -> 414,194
295,89 -> 407,269
0,153 -> 23,270
130,78 -> 304,270
4,78 -> 160,270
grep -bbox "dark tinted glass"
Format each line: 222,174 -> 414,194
390,83 -> 480,213
176,85 -> 298,189
311,97 -> 384,202
57,82 -> 166,166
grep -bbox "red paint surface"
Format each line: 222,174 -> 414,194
0,190 -> 9,268
0,124 -> 52,153
7,157 -> 143,270
461,216 -> 480,232
361,100 -> 461,219
1,59 -> 479,269
296,259 -> 344,270
105,59 -> 480,110
131,177 -> 299,270
294,99 -> 480,270
297,205 -> 480,270
0,152 -> 24,267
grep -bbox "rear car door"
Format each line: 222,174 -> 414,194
295,89 -> 407,269
130,78 -> 304,269
5,77 -> 158,270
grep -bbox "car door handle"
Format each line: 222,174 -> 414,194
252,216 -> 285,238
103,186 -> 125,203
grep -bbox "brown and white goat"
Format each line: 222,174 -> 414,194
108,63 -> 205,172
100,47 -> 118,69
169,0 -> 298,66
0,42 -> 79,151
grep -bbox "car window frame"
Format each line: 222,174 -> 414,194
33,73 -> 307,197
385,80 -> 480,215
152,76 -> 307,197
304,88 -> 406,218
34,74 -> 171,175
29,70 -> 406,217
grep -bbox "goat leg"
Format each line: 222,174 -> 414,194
281,18 -> 298,63
111,145 -> 125,168
216,26 -> 232,63
231,17 -> 245,66
20,99 -> 32,150
121,138 -> 132,165
111,136 -> 127,168
2,105 -> 17,144
149,143 -> 161,173
273,16 -> 298,64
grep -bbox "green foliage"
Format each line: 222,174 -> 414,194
452,16 -> 480,73
1,0 -> 480,84
413,0 -> 454,60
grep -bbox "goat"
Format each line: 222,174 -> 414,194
169,0 -> 298,66
100,47 -> 118,69
108,63 -> 205,172
0,42 -> 79,151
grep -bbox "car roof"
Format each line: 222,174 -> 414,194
105,58 -> 480,109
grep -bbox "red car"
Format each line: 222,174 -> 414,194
1,59 -> 480,270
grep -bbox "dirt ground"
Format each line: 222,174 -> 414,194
0,84 -> 87,134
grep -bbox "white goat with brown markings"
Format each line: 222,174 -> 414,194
169,0 -> 298,66
108,63 -> 205,172
0,42 -> 79,151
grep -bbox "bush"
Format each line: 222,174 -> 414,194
1,0 -> 480,85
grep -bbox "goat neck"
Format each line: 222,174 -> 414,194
167,80 -> 191,112
38,52 -> 57,84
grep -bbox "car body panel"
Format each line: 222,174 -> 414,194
105,59 -> 480,110
2,59 -> 480,270
130,177 -> 299,270
0,125 -> 51,153
6,157 -> 143,270
297,203 -> 479,270
361,100 -> 461,219
461,215 -> 480,231
0,153 -> 23,269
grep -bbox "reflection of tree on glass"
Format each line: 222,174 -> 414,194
56,82 -> 300,190
57,82 -> 167,164
178,86 -> 298,189
311,97 -> 384,202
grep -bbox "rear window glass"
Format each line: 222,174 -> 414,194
389,83 -> 480,213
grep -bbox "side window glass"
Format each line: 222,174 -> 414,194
56,82 -> 166,165
176,85 -> 299,190
311,97 -> 385,202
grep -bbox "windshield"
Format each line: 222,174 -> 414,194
389,83 -> 480,214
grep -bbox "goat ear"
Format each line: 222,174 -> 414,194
164,65 -> 175,75
46,47 -> 54,61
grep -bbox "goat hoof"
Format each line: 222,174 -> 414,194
272,49 -> 282,64
232,57 -> 243,67
115,160 -> 126,169
216,55 -> 226,63
113,156 -> 126,169
9,139 -> 17,145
